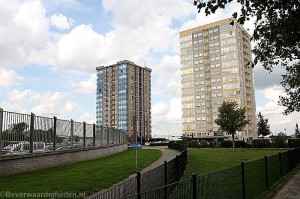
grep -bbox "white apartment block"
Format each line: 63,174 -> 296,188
180,18 -> 257,141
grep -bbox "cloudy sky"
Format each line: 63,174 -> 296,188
0,0 -> 299,137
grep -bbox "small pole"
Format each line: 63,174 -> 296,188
264,156 -> 269,190
29,112 -> 35,153
279,152 -> 282,177
192,173 -> 197,199
241,162 -> 246,199
164,161 -> 168,198
53,116 -> 57,151
137,171 -> 141,199
288,150 -> 292,171
0,108 -> 3,151
70,119 -> 74,148
83,122 -> 86,148
93,124 -> 96,146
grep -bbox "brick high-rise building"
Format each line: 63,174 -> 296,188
180,18 -> 257,141
96,60 -> 152,141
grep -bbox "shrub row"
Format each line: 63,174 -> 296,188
182,138 -> 300,149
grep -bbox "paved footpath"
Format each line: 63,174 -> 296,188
86,146 -> 180,199
269,168 -> 300,199
141,146 -> 181,172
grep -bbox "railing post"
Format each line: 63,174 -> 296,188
0,108 -> 3,151
164,161 -> 168,199
241,162 -> 246,199
93,124 -> 96,147
101,125 -> 104,147
53,116 -> 57,151
107,127 -> 110,146
279,152 -> 282,177
288,149 -> 291,171
137,171 -> 141,199
29,112 -> 35,153
175,155 -> 179,181
70,119 -> 74,148
83,122 -> 86,148
264,156 -> 269,190
192,173 -> 197,199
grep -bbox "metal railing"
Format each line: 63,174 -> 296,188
89,149 -> 188,199
0,108 -> 127,156
124,147 -> 300,199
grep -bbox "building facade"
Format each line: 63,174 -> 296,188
96,60 -> 152,142
180,18 -> 257,141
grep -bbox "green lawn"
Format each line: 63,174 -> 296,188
183,148 -> 287,179
0,149 -> 161,197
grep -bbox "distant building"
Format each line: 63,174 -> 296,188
180,18 -> 257,141
96,60 -> 152,141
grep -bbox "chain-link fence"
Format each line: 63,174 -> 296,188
123,148 -> 300,199
89,147 -> 188,199
0,108 -> 127,156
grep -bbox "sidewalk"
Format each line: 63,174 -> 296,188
269,168 -> 300,199
141,146 -> 180,172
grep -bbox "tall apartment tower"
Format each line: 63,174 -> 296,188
180,18 -> 257,141
96,60 -> 152,142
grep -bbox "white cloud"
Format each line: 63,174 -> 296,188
68,74 -> 96,93
50,13 -> 74,30
152,98 -> 182,136
0,0 -> 49,68
0,68 -> 24,87
152,55 -> 181,97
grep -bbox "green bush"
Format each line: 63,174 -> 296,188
199,140 -> 208,148
288,139 -> 300,148
168,141 -> 186,151
190,140 -> 200,148
150,142 -> 168,146
221,140 -> 232,148
235,140 -> 247,148
271,137 -> 287,148
251,139 -> 271,148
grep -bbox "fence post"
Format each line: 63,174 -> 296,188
288,149 -> 291,171
0,108 -> 3,151
53,116 -> 57,151
241,162 -> 246,199
93,124 -> 96,146
107,127 -> 110,146
29,112 -> 35,153
264,156 -> 269,190
279,152 -> 282,177
192,173 -> 197,199
83,122 -> 86,148
137,171 -> 141,199
175,155 -> 179,181
164,161 -> 168,199
70,119 -> 74,148
101,125 -> 104,147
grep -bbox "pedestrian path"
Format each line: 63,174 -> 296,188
141,146 -> 180,172
269,168 -> 300,199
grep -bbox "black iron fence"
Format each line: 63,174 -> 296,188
0,108 -> 127,156
125,148 -> 300,199
88,149 -> 188,199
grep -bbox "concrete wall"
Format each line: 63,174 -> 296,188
0,144 -> 127,176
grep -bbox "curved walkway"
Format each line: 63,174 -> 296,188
86,146 -> 180,199
141,146 -> 181,172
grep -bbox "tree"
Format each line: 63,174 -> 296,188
215,101 -> 249,151
193,0 -> 300,114
295,123 -> 300,138
257,112 -> 271,137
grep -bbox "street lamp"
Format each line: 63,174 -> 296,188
284,128 -> 286,135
